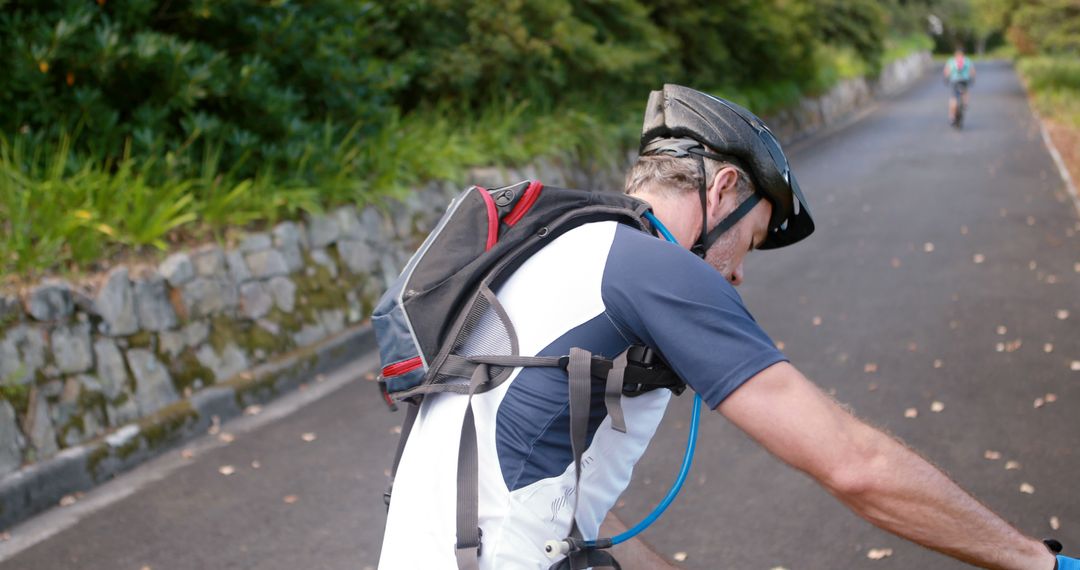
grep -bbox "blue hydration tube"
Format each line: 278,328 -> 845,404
586,211 -> 703,548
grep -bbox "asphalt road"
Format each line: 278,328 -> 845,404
3,60 -> 1078,570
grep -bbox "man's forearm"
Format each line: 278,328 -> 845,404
831,423 -> 1054,570
719,364 -> 1057,570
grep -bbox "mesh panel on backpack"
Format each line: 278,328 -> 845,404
433,290 -> 513,385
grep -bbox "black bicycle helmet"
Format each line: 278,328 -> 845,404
639,84 -> 814,251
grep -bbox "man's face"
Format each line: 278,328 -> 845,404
703,199 -> 772,287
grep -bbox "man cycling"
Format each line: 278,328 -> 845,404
378,84 -> 1076,569
944,46 -> 976,127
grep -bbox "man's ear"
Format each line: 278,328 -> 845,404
707,166 -> 741,220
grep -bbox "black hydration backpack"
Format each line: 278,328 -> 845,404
373,180 -> 685,570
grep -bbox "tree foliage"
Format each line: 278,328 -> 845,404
0,0 -> 929,180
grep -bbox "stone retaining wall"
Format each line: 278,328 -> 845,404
0,51 -> 931,503
0,201 -> 438,476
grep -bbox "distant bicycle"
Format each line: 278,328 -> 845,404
950,80 -> 969,129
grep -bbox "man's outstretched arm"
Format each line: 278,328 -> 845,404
717,362 -> 1056,570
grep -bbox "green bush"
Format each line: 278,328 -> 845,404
0,0 -> 402,178
0,0 -> 937,277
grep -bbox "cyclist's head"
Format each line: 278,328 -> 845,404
630,84 -> 814,253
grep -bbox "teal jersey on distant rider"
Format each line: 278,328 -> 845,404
947,55 -> 973,83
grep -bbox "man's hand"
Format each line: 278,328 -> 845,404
717,362 -> 1057,570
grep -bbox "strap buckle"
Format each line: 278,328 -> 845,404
377,376 -> 399,412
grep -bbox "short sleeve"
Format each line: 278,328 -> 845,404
601,225 -> 787,408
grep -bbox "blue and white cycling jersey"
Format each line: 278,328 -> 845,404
379,220 -> 786,569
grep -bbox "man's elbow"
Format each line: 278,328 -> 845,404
819,437 -> 891,501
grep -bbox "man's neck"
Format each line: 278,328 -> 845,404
633,191 -> 700,249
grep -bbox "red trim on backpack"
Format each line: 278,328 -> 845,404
503,180 -> 544,227
476,186 -> 499,251
382,356 -> 423,378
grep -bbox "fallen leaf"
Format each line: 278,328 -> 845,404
1057,310 -> 1070,320
1029,261 -> 1038,271
933,359 -> 943,369
907,342 -> 918,352
996,325 -> 1008,335
973,253 -> 985,264
219,465 -> 236,476
904,408 -> 918,418
301,432 -> 317,442
1047,275 -> 1059,284
1006,460 -> 1021,470
1034,397 -> 1045,408
218,433 -> 235,443
931,401 -> 945,412
59,495 -> 77,507
1005,339 -> 1023,352
1046,393 -> 1058,403
775,341 -> 786,350
284,495 -> 299,504
181,449 -> 195,460
141,567 -> 151,570
1070,360 -> 1080,371
673,552 -> 688,562
391,425 -> 402,435
923,242 -> 935,253
812,316 -> 823,326
251,460 -> 261,469
1044,343 -> 1054,353
1051,516 -> 1061,531
864,363 -> 878,373
984,450 -> 1002,460
1020,483 -> 1035,494
867,548 -> 893,560
1074,262 -> 1080,273
244,405 -> 263,416
364,372 -> 377,381
891,257 -> 902,268
995,342 -> 1005,353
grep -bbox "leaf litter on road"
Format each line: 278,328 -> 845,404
1057,309 -> 1070,320
904,408 -> 918,419
930,401 -> 945,413
219,465 -> 236,476
1020,483 -> 1035,495
1051,516 -> 1061,531
1006,461 -> 1021,470
867,548 -> 893,560
984,450 -> 1002,460
301,432 -> 317,442
973,253 -> 985,264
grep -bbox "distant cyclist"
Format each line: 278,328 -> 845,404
944,46 -> 976,127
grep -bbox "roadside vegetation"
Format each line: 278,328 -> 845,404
1,0 -> 940,279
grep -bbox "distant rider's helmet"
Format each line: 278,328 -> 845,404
639,84 -> 815,252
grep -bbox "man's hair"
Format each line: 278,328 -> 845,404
624,154 -> 754,201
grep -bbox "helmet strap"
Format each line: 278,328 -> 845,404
689,153 -> 764,258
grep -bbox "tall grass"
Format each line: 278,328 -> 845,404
0,98 -> 643,278
1018,57 -> 1080,127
